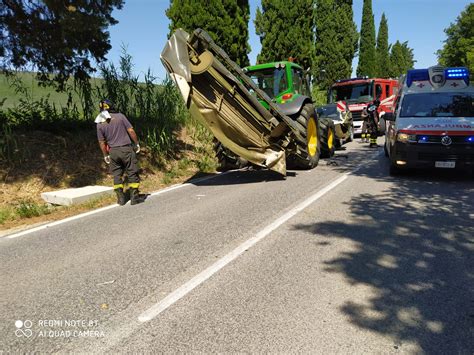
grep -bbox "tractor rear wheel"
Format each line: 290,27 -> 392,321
292,103 -> 320,169
320,117 -> 336,158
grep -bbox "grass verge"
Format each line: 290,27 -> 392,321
0,124 -> 218,233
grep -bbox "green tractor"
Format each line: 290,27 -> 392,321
215,60 -> 336,170
161,28 -> 335,176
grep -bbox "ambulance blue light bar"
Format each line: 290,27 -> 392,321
445,67 -> 469,84
406,69 -> 429,87
407,67 -> 470,87
445,67 -> 468,77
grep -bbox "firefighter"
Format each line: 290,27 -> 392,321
360,107 -> 369,143
96,100 -> 141,205
366,99 -> 380,148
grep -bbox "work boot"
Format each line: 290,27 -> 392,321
130,188 -> 140,205
115,188 -> 126,206
369,139 -> 378,148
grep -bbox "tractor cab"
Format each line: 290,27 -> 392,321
243,61 -> 311,109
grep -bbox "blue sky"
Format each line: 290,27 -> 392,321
105,0 -> 471,81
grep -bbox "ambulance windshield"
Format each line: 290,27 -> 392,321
400,92 -> 474,118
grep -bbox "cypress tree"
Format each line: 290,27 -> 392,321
255,0 -> 314,70
314,0 -> 358,89
166,0 -> 250,66
389,40 -> 415,77
336,0 -> 359,79
375,13 -> 390,77
357,0 -> 376,77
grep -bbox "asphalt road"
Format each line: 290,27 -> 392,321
1,139 -> 473,353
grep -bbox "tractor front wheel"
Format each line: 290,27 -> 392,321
292,103 -> 321,169
320,117 -> 336,158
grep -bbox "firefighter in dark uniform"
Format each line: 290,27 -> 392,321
366,99 -> 380,148
96,100 -> 141,205
360,107 -> 369,143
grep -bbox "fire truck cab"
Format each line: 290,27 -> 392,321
328,77 -> 399,135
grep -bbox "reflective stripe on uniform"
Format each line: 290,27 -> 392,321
129,182 -> 140,189
114,184 -> 124,189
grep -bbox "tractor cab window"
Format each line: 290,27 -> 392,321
248,67 -> 288,99
292,68 -> 304,95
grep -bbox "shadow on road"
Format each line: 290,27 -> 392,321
293,156 -> 474,353
185,168 -> 298,186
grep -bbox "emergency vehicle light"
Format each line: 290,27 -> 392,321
406,69 -> 429,87
445,68 -> 468,76
445,67 -> 469,84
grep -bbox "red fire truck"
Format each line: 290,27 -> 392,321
327,77 -> 399,135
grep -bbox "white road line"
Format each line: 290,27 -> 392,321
5,204 -> 118,240
3,171 -> 231,240
138,172 -> 349,322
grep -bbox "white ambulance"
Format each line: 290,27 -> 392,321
384,66 -> 474,175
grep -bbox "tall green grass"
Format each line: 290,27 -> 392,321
97,49 -> 189,156
0,48 -> 190,163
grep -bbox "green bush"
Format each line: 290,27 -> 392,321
15,200 -> 51,219
0,207 -> 13,224
196,155 -> 217,173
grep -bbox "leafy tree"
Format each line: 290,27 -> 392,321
167,0 -> 250,67
375,13 -> 390,77
437,3 -> 474,74
0,0 -> 124,89
255,0 -> 314,70
356,0 -> 376,77
314,0 -> 358,89
389,40 -> 415,78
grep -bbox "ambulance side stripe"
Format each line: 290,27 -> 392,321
398,129 -> 474,136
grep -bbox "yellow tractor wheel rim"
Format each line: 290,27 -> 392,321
307,117 -> 317,157
328,128 -> 334,149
